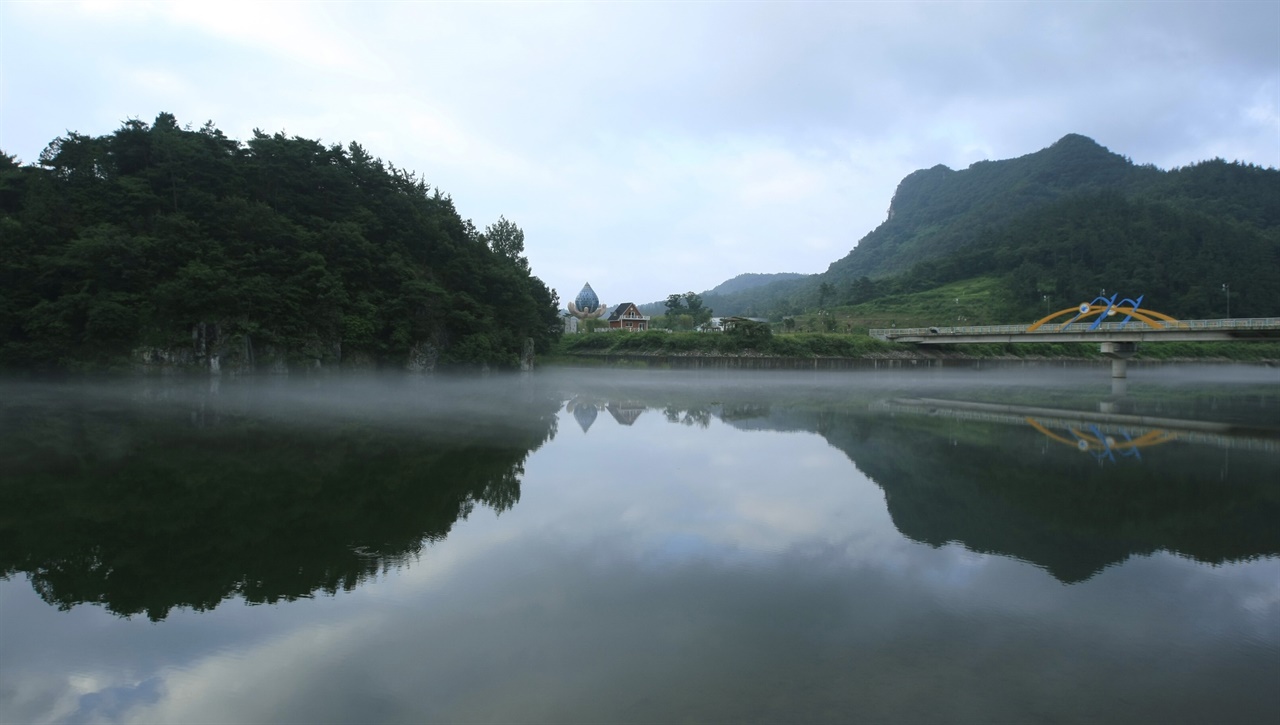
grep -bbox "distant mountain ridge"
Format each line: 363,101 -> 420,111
688,134 -> 1279,319
704,272 -> 807,296
638,272 -> 807,315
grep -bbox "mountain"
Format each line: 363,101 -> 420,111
638,272 -> 809,315
701,134 -> 1280,320
704,272 -> 807,296
830,134 -> 1151,281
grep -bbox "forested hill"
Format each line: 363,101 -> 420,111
637,272 -> 806,315
703,272 -> 807,297
834,133 -> 1152,281
703,134 -> 1280,320
0,114 -> 561,372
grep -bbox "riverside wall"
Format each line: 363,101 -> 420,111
558,353 -> 1119,371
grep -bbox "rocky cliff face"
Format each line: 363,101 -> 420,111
131,323 -> 343,375
132,324 -> 296,375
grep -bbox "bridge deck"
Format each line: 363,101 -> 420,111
871,317 -> 1280,344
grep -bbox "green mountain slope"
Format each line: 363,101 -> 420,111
829,134 -> 1156,281
703,135 -> 1279,321
638,272 -> 808,316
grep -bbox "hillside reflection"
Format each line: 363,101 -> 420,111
566,382 -> 1280,584
0,379 -> 560,621
4,372 -> 1278,624
830,403 -> 1280,582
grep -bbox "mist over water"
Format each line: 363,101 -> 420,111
2,364 -> 1277,724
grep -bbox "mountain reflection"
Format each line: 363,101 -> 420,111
5,374 -> 1278,623
0,380 -> 560,621
747,398 -> 1278,583
565,385 -> 1280,584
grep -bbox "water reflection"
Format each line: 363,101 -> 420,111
881,396 -> 1280,459
1,369 -> 1277,724
565,395 -> 601,432
0,379 -> 560,620
550,380 -> 1280,584
848,401 -> 1280,583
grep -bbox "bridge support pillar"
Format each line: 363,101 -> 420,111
1100,342 -> 1137,380
1110,357 -> 1127,380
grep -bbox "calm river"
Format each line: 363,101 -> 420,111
2,365 -> 1278,724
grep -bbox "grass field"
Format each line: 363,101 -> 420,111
790,277 -> 1018,333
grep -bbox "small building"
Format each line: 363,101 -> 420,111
719,316 -> 764,331
608,303 -> 650,331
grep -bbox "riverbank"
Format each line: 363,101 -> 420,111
548,331 -> 1280,369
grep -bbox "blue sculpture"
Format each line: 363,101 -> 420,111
568,282 -> 607,319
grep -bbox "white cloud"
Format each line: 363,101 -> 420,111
1,0 -> 1275,305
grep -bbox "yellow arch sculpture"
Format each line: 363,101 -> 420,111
1025,418 -> 1179,453
1027,304 -> 1186,332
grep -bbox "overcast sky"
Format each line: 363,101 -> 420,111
2,1 -> 1277,307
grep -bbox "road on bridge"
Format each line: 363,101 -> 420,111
871,318 -> 1280,344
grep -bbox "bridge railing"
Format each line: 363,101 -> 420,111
869,317 -> 1280,340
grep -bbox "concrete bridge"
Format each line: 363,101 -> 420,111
870,317 -> 1280,379
870,317 -> 1280,344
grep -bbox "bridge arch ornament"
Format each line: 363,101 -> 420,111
1026,293 -> 1184,332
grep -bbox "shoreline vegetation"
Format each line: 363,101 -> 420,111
547,330 -> 1280,367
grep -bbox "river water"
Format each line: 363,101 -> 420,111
2,365 -> 1278,724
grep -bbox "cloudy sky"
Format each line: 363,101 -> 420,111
2,1 -> 1277,307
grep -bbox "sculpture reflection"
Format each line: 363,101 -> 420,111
566,396 -> 601,432
1025,420 -> 1176,463
564,396 -> 650,431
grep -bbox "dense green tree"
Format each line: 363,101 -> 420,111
661,292 -> 713,330
0,114 -> 562,371
484,215 -> 528,271
681,292 -> 707,321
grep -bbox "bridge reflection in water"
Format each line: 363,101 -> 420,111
876,397 -> 1280,461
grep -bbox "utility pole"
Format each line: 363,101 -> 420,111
1222,283 -> 1230,319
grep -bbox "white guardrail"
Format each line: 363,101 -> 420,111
870,318 -> 1280,340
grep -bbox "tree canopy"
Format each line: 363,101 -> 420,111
0,113 -> 561,371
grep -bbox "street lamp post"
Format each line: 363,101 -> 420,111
1222,283 -> 1230,319
1042,294 -> 1050,316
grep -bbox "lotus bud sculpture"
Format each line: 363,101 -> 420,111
568,282 -> 607,319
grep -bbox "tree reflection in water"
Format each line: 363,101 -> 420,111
0,379 -> 561,621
